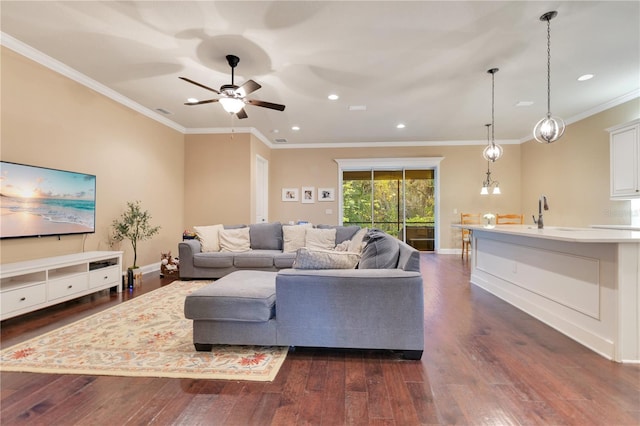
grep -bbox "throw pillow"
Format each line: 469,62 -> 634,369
249,222 -> 283,250
282,224 -> 313,253
316,225 -> 360,244
193,224 -> 224,252
293,248 -> 360,269
219,227 -> 251,252
358,229 -> 400,269
348,227 -> 369,253
305,228 -> 336,251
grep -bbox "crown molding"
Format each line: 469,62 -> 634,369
269,139 -> 521,149
1,32 -> 186,134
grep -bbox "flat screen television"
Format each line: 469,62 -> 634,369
0,161 -> 96,239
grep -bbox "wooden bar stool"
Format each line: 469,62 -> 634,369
496,214 -> 524,225
461,213 -> 482,259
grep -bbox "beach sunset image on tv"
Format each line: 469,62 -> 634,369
0,162 -> 96,239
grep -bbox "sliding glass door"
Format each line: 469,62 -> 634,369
342,168 -> 435,251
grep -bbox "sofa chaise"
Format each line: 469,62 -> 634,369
182,223 -> 425,359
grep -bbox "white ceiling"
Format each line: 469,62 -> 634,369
1,1 -> 638,146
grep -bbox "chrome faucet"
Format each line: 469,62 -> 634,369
532,195 -> 549,229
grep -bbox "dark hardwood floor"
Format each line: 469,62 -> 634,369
1,254 -> 638,425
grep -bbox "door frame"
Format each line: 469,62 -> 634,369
255,155 -> 269,223
335,157 -> 443,251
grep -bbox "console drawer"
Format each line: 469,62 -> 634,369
89,266 -> 120,288
49,274 -> 88,301
1,283 -> 47,315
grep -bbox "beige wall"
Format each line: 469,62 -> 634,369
183,133 -> 252,227
520,99 -> 640,227
0,47 -> 185,268
182,132 -> 272,227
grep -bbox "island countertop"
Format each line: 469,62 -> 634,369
452,224 -> 640,243
460,223 -> 640,363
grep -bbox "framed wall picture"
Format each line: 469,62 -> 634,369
282,188 -> 299,202
318,187 -> 335,202
302,187 -> 315,204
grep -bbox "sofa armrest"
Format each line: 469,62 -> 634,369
178,239 -> 201,279
275,268 -> 424,351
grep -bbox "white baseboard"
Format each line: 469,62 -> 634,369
435,248 -> 462,255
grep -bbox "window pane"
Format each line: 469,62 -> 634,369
373,170 -> 402,238
405,170 -> 435,251
342,173 -> 372,226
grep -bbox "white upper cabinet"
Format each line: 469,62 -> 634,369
609,119 -> 640,199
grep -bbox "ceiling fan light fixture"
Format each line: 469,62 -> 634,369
180,54 -> 285,119
219,97 -> 245,114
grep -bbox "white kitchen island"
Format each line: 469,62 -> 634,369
454,224 -> 640,363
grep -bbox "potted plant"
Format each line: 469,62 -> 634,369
111,201 -> 161,288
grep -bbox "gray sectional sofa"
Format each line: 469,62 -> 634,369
178,222 -> 364,279
181,223 -> 425,359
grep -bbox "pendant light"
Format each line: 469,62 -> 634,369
483,68 -> 503,162
533,11 -> 565,143
481,124 -> 501,195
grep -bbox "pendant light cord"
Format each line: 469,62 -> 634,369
491,71 -> 496,146
546,17 -> 552,115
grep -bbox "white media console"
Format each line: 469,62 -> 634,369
0,251 -> 123,321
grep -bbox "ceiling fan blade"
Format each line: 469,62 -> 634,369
236,108 -> 248,119
179,77 -> 220,94
246,99 -> 286,111
184,99 -> 219,106
236,79 -> 261,97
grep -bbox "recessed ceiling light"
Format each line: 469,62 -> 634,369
328,94 -> 339,101
187,98 -> 198,103
396,123 -> 406,129
348,105 -> 367,111
271,129 -> 279,133
291,126 -> 300,131
515,101 -> 534,107
577,74 -> 594,81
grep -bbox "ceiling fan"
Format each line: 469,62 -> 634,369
179,54 -> 285,119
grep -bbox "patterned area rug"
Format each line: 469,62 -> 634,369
0,281 -> 287,381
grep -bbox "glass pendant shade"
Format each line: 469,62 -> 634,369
219,97 -> 244,114
533,114 -> 565,143
492,185 -> 501,195
483,143 -> 503,162
480,186 -> 489,195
